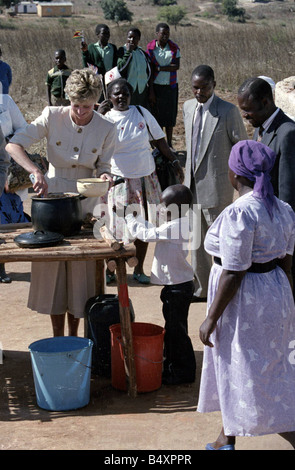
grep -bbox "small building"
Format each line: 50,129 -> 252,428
16,2 -> 38,14
37,2 -> 73,17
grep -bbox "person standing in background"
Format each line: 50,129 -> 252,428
183,65 -> 248,302
81,24 -> 117,102
0,46 -> 12,94
46,49 -> 71,106
98,78 -> 183,284
238,76 -> 295,296
146,23 -> 180,148
117,28 -> 151,108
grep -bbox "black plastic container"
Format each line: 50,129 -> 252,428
85,294 -> 135,377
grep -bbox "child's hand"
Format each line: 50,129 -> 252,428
97,100 -> 112,115
81,41 -> 88,52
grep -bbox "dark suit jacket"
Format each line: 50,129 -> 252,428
254,110 -> 295,211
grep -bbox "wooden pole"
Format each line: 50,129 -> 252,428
115,257 -> 137,398
99,225 -> 137,397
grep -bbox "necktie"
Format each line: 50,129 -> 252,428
192,105 -> 203,170
257,126 -> 264,142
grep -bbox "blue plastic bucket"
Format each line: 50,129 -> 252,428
28,336 -> 93,411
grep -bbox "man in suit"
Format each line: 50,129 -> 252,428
238,77 -> 295,295
184,65 -> 248,302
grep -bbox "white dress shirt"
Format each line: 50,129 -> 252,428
260,107 -> 280,136
125,214 -> 194,285
192,93 -> 214,169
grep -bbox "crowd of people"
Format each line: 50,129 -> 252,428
1,21 -> 295,450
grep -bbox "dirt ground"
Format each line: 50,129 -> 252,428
0,237 -> 293,452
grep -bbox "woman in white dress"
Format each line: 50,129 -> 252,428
198,140 -> 295,450
5,68 -> 116,336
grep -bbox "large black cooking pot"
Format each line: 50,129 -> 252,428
31,193 -> 83,237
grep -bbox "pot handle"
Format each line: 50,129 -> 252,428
112,178 -> 125,187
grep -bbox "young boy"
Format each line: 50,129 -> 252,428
46,49 -> 71,106
125,184 -> 196,385
81,24 -> 117,102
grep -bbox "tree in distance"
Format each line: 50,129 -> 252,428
100,0 -> 133,25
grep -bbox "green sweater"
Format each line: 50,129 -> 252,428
82,43 -> 117,75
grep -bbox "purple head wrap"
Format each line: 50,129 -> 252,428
229,140 -> 278,218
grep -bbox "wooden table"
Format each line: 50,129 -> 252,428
0,222 -> 138,398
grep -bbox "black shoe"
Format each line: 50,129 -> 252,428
0,274 -> 11,283
191,295 -> 207,303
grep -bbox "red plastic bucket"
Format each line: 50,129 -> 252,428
109,322 -> 165,393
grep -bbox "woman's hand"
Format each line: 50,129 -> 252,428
199,269 -> 247,348
99,172 -> 113,188
173,160 -> 184,183
31,169 -> 48,197
153,138 -> 184,183
199,316 -> 217,348
5,143 -> 48,197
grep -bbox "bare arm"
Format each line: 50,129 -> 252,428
199,269 -> 247,347
152,137 -> 184,183
5,142 -> 48,196
157,57 -> 180,73
277,254 -> 293,289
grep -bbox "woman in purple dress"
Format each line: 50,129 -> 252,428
198,140 -> 295,450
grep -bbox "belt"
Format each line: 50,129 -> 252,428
213,257 -> 277,273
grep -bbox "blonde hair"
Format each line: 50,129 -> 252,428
65,68 -> 101,103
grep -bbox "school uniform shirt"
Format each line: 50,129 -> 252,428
93,42 -> 115,72
106,105 -> 165,178
82,43 -> 117,74
125,214 -> 194,285
46,65 -> 72,99
152,41 -> 181,86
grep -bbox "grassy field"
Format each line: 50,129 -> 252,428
0,0 -> 294,143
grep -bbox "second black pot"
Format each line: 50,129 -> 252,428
31,193 -> 83,237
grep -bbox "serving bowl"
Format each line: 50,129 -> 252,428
77,178 -> 109,197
